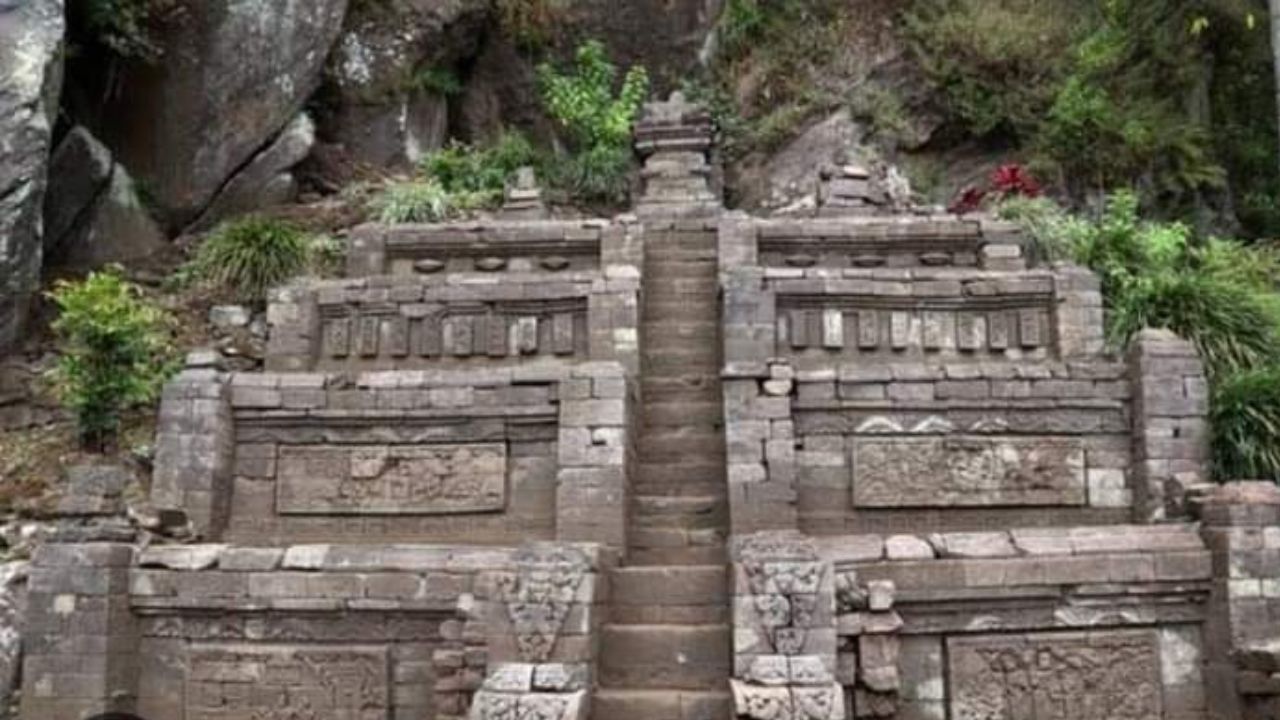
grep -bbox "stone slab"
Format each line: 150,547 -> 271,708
852,437 -> 1086,508
277,443 -> 507,515
947,630 -> 1161,720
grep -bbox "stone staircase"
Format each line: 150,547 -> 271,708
594,226 -> 733,719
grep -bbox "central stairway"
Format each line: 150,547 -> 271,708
594,225 -> 733,720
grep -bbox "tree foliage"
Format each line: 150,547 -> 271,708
48,269 -> 177,451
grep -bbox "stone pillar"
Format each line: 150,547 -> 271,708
633,91 -> 720,216
20,543 -> 139,720
150,351 -> 234,539
557,363 -> 633,551
469,543 -> 609,720
1128,328 -> 1210,522
346,223 -> 389,277
731,532 -> 843,720
264,282 -> 321,372
1198,482 -> 1280,720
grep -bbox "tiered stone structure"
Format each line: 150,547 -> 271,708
18,94 -> 1280,720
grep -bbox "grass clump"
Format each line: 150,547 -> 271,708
191,216 -> 313,300
48,268 -> 177,452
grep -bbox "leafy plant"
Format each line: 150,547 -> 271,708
1211,365 -> 1280,481
370,180 -> 490,224
539,41 -> 650,151
192,216 -> 311,301
48,268 -> 177,451
538,40 -> 649,204
423,132 -> 538,200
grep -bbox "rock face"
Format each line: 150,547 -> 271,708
568,0 -> 724,90
319,0 -> 489,167
0,0 -> 63,352
93,0 -> 348,228
43,127 -> 168,270
0,561 -> 26,712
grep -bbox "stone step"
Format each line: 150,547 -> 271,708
610,566 -> 728,612
643,300 -> 721,321
638,433 -> 726,460
643,261 -> 719,278
629,545 -> 728,566
642,338 -> 720,356
643,400 -> 723,427
642,378 -> 720,404
600,624 -> 731,690
643,322 -> 719,341
634,495 -> 726,521
636,461 -> 727,486
592,689 -> 731,720
629,527 -> 726,553
644,355 -> 721,376
608,603 -> 729,625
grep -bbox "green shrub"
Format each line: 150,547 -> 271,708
904,0 -> 1084,140
539,41 -> 649,151
538,40 -> 649,204
48,268 -> 177,451
422,132 -> 538,200
1211,365 -> 1280,481
1065,193 -> 1280,376
192,216 -> 310,301
370,180 -> 490,224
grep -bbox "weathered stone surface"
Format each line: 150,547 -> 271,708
321,0 -> 488,167
0,0 -> 63,351
43,125 -> 168,270
192,112 -> 316,229
948,630 -> 1161,720
852,437 -> 1086,508
276,443 -> 508,515
93,0 -> 347,227
0,562 -> 27,712
186,644 -> 389,719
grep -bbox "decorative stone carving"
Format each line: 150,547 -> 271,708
276,443 -> 508,515
186,644 -> 389,720
495,545 -> 590,664
852,437 -> 1086,507
779,304 -> 1053,358
948,630 -> 1162,720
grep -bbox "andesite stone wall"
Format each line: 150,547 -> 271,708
16,95 -> 1280,720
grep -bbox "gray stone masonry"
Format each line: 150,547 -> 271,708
1197,482 -> 1280,720
24,95 -> 1273,720
151,359 -> 634,548
819,524 -> 1213,719
634,92 -> 720,215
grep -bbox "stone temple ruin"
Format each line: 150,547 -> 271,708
18,94 -> 1280,720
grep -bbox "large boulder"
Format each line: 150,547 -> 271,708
318,0 -> 490,168
43,126 -> 168,270
0,0 -> 63,352
567,0 -> 724,91
91,0 -> 348,229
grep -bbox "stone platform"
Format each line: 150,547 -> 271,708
17,94 -> 1277,720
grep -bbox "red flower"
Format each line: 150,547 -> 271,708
948,186 -> 987,215
991,164 -> 1041,198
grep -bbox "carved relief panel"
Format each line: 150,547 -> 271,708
277,443 -> 508,515
318,299 -> 588,369
948,631 -> 1162,720
186,644 -> 390,720
852,436 -> 1086,508
778,302 -> 1054,361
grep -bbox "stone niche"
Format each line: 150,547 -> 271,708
818,524 -> 1213,720
152,362 -> 633,548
